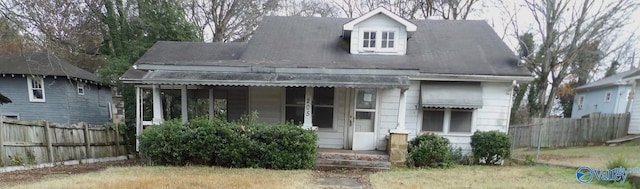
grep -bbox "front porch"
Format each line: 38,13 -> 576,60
133,84 -> 412,152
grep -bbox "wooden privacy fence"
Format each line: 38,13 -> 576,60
0,115 -> 128,166
509,113 -> 630,148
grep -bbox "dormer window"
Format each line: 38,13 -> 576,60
344,7 -> 416,55
360,30 -> 397,52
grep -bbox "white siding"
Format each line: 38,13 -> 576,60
248,87 -> 283,124
629,89 -> 640,134
405,81 -> 513,153
317,88 -> 346,149
350,14 -> 407,55
376,88 -> 400,150
475,82 -> 512,133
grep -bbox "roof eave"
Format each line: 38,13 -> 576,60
342,7 -> 417,32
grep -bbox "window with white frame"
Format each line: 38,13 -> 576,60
285,87 -> 335,129
422,108 -> 473,133
578,95 -> 585,110
604,91 -> 612,102
77,82 -> 85,95
362,31 -> 376,49
381,31 -> 394,48
27,76 -> 45,102
361,30 -> 397,52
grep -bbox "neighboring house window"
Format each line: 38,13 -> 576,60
422,108 -> 473,133
361,30 -> 397,52
285,87 -> 334,129
77,82 -> 85,95
27,76 -> 45,102
362,31 -> 376,49
578,95 -> 585,110
381,31 -> 394,48
604,91 -> 612,102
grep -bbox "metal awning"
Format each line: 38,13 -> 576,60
123,70 -> 410,89
421,81 -> 483,109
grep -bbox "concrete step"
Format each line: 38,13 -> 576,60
316,159 -> 391,170
317,152 -> 389,162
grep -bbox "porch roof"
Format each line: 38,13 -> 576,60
122,70 -> 410,89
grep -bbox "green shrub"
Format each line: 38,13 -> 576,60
139,115 -> 317,169
470,130 -> 511,165
406,133 -> 456,168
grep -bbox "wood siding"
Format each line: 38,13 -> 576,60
572,86 -> 631,118
0,77 -> 111,125
376,88 -> 400,150
249,87 -> 283,124
404,81 -> 513,153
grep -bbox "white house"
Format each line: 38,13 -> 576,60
120,8 -> 533,153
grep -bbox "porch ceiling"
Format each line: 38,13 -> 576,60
123,70 -> 410,89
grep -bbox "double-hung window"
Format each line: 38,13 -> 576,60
285,87 -> 335,129
27,76 -> 45,102
422,108 -> 473,134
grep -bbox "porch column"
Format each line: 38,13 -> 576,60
181,85 -> 188,123
395,89 -> 407,131
135,86 -> 141,152
303,87 -> 314,129
152,84 -> 164,125
209,88 -> 214,120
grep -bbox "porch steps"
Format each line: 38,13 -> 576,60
316,150 -> 391,170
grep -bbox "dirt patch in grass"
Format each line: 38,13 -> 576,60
312,168 -> 378,188
0,159 -> 138,187
6,166 -> 312,189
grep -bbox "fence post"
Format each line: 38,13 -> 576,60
83,123 -> 92,159
0,114 -> 4,165
115,124 -> 120,156
43,121 -> 54,163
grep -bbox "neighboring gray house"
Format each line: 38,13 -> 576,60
571,69 -> 638,119
0,53 -> 112,125
121,8 -> 532,152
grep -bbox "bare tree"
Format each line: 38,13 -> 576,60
279,0 -> 340,17
185,0 -> 279,42
0,0 -> 106,72
510,0 -> 640,118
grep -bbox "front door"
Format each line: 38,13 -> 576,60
350,88 -> 377,150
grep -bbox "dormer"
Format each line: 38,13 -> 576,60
343,7 -> 416,55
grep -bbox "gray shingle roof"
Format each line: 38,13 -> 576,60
575,69 -> 640,91
127,16 -> 530,79
0,53 -> 100,82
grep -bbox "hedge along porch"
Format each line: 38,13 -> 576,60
124,68 -> 416,152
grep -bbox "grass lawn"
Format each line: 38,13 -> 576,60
6,166 -> 312,189
6,164 -> 634,189
370,165 -> 633,189
513,140 -> 640,169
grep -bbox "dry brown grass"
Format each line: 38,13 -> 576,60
370,166 -> 621,189
6,166 -> 312,189
514,142 -> 640,169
